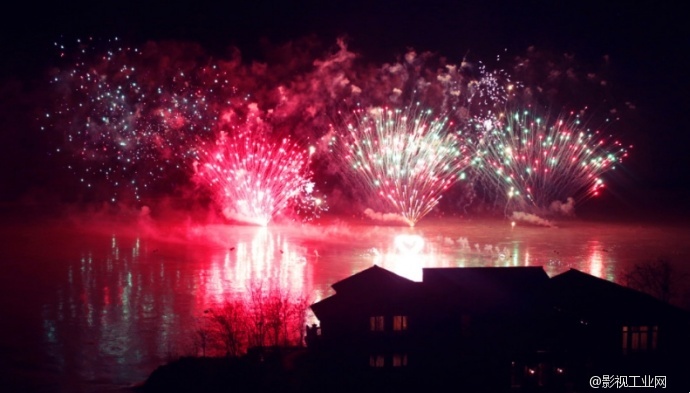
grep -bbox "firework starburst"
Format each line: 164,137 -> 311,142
194,131 -> 318,226
332,105 -> 470,226
469,109 -> 629,215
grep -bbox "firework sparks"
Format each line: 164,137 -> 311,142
46,38 -> 243,201
44,38 -> 631,221
332,105 -> 470,226
194,131 -> 318,226
469,109 -> 630,215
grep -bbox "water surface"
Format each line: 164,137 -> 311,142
1,215 -> 689,392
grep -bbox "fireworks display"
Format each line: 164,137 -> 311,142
332,106 -> 470,226
469,109 -> 630,215
193,131 -> 319,226
45,38 -> 270,202
43,37 -> 631,224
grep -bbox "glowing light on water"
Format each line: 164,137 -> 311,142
469,109 -> 629,215
584,240 -> 615,280
588,246 -> 604,279
193,131 -> 318,225
373,233 -> 451,281
23,218 -> 690,392
333,106 -> 471,226
198,227 -> 310,305
394,234 -> 425,254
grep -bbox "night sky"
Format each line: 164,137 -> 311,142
1,0 -> 688,218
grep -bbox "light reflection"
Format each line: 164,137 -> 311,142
370,232 -> 521,279
584,240 -> 615,280
111,235 -> 119,261
41,233 -> 183,381
588,243 -> 603,278
133,237 -> 140,258
27,219 -> 655,391
197,227 -> 310,307
394,234 -> 425,254
373,232 -> 442,281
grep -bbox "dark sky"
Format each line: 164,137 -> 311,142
1,0 -> 688,215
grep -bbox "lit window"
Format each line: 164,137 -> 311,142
393,353 -> 408,367
622,326 -> 628,352
370,316 -> 384,331
640,326 -> 649,351
369,354 -> 385,367
622,325 -> 658,354
393,315 -> 408,331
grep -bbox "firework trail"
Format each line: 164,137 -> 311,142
468,108 -> 629,215
331,105 -> 470,226
193,130 -> 320,226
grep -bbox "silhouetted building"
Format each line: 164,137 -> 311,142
309,265 -> 690,392
539,269 -> 690,391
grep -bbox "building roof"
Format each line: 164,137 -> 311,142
331,264 -> 417,294
548,268 -> 689,322
421,266 -> 550,311
311,265 -> 420,319
311,265 -> 689,324
423,266 -> 549,291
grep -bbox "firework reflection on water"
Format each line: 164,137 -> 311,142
1,217 -> 690,393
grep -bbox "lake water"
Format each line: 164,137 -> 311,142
1,213 -> 690,393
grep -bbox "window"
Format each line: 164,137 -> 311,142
393,315 -> 408,331
622,325 -> 658,354
370,316 -> 384,332
393,353 -> 408,367
369,354 -> 385,367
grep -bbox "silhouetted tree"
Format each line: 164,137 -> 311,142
194,279 -> 312,357
195,326 -> 211,357
208,302 -> 248,357
624,258 -> 687,305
